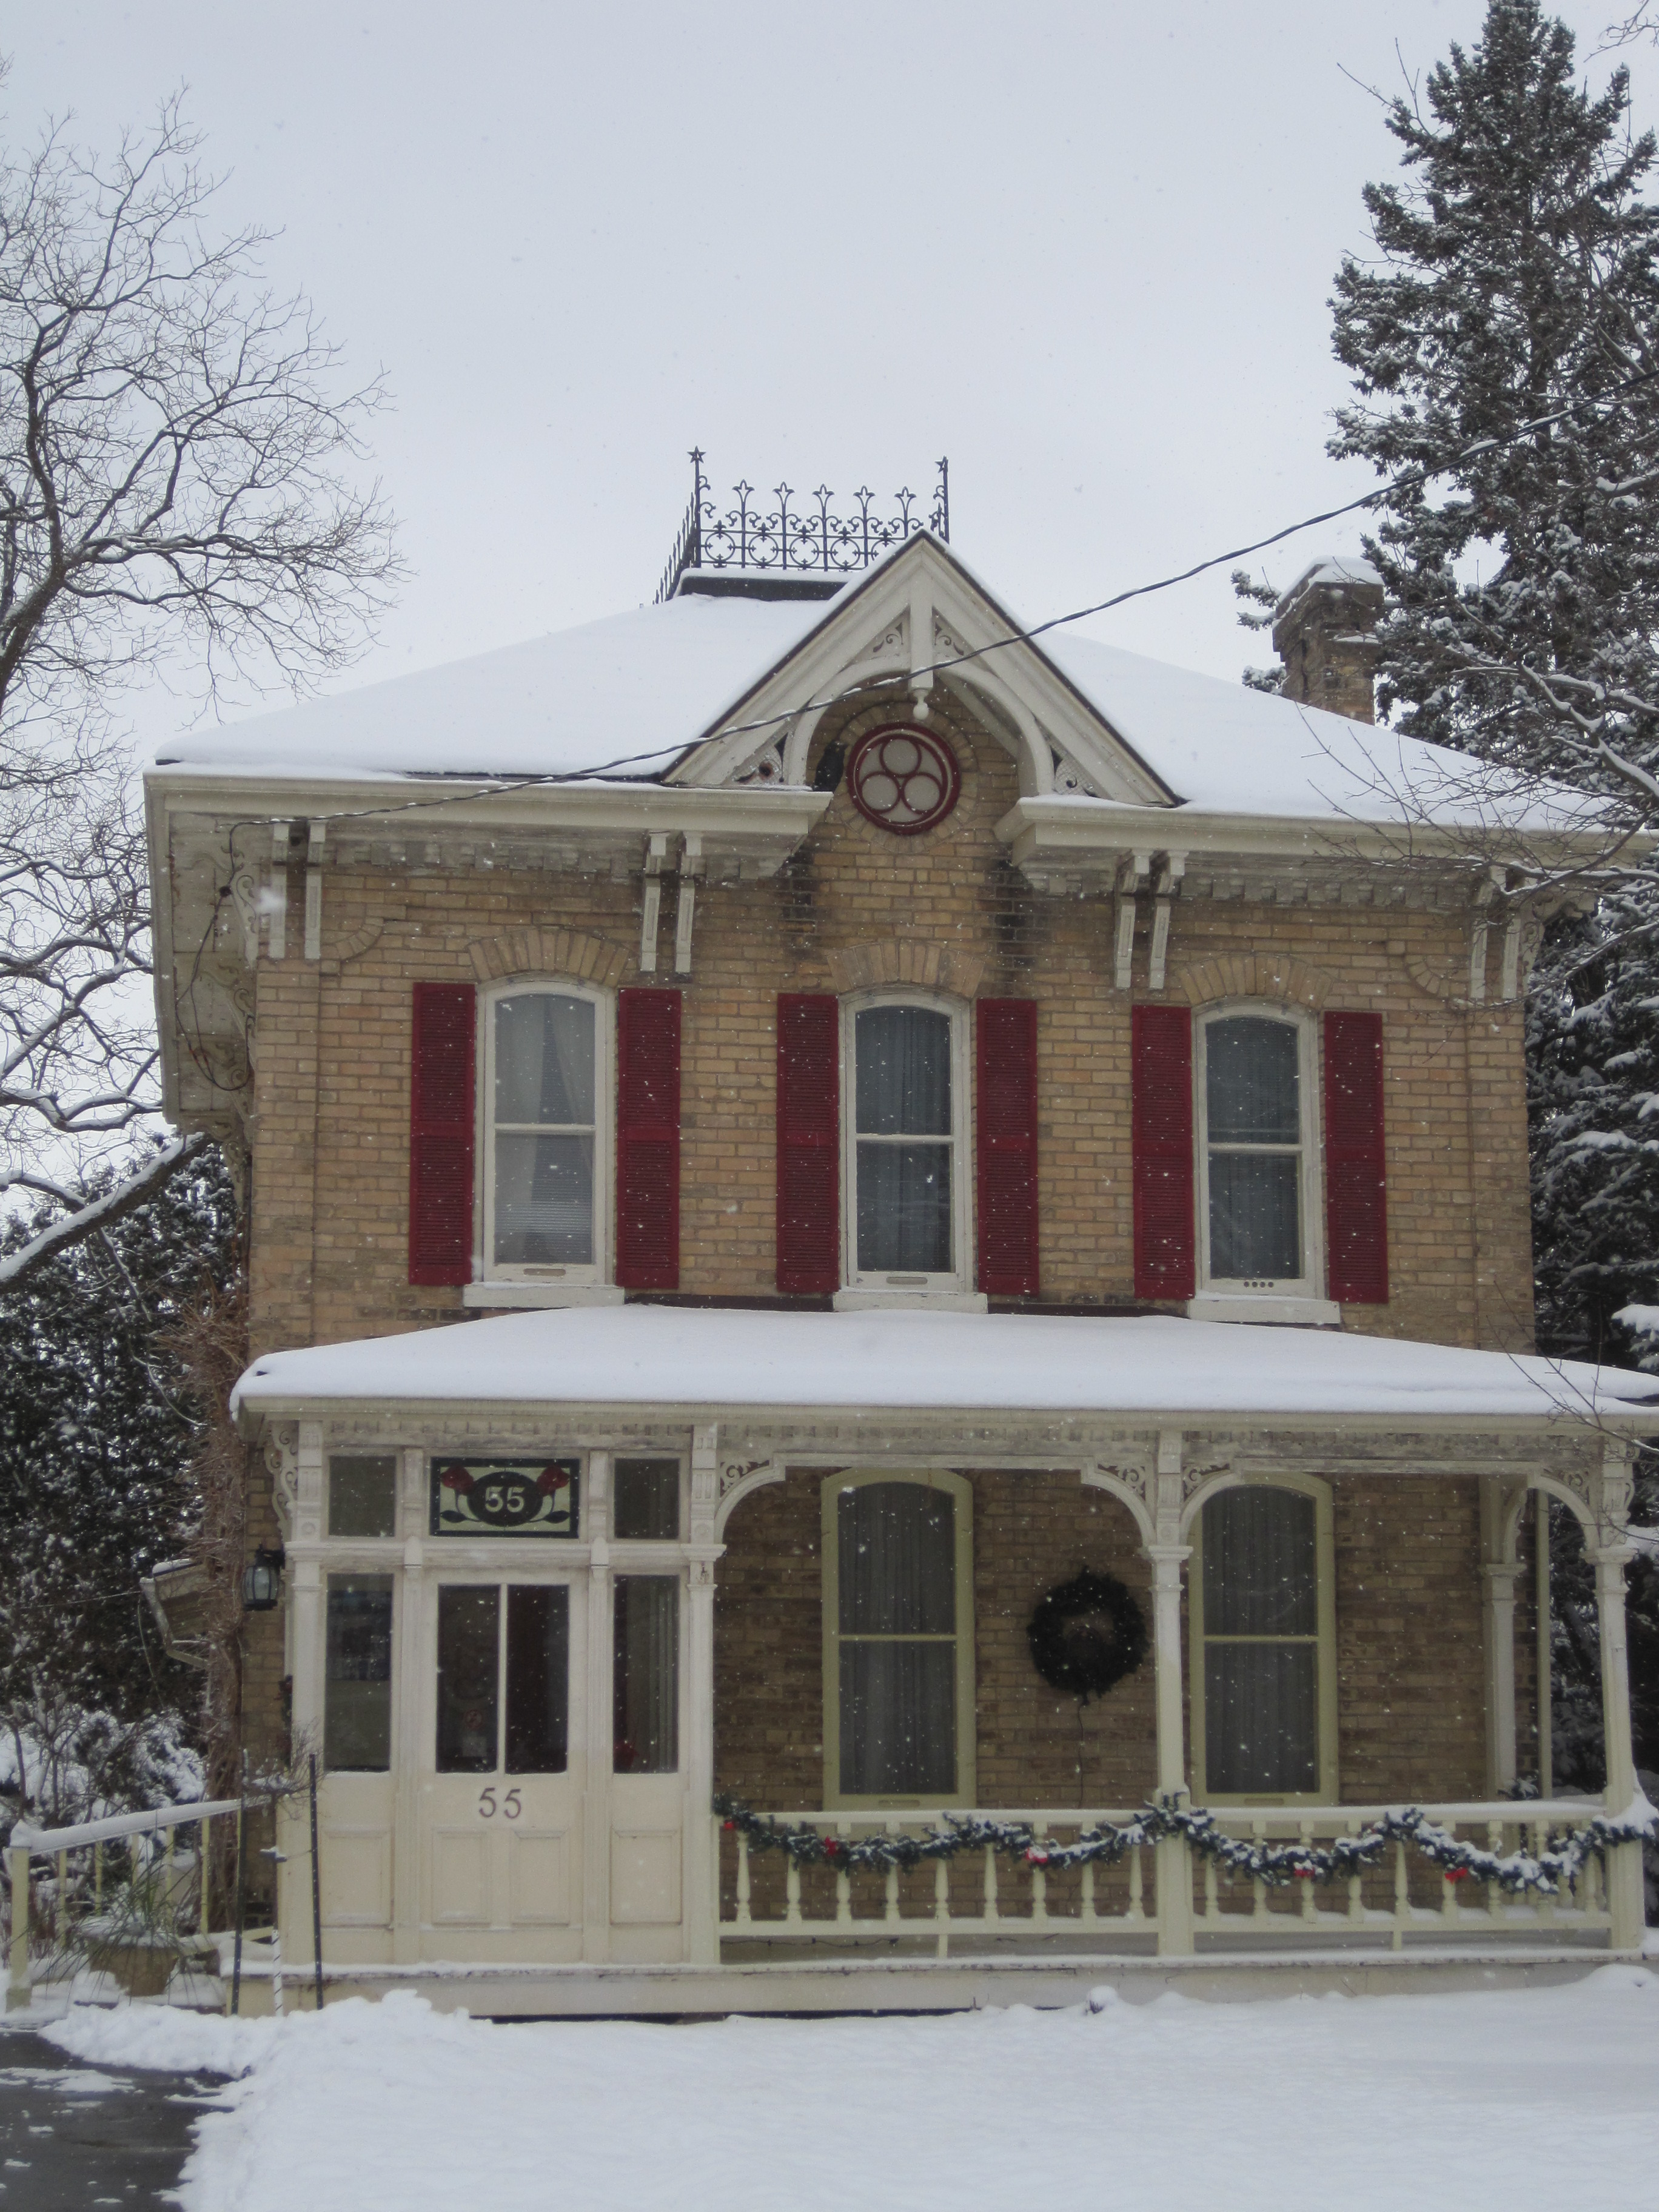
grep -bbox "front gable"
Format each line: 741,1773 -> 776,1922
666,533 -> 1180,808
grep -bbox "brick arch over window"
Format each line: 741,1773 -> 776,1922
1170,953 -> 1335,1011
823,940 -> 988,997
465,928 -> 630,987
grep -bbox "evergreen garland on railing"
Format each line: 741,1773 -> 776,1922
713,1793 -> 1654,1897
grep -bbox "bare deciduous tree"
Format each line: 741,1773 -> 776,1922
0,82 -> 399,1274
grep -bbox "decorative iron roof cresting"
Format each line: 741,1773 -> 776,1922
656,452 -> 950,603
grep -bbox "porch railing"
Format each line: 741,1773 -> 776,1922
5,1798 -> 242,2011
720,1801 -> 1643,1959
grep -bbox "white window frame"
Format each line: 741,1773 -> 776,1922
475,979 -> 615,1295
1190,1002 -> 1336,1325
1188,1472 -> 1338,1807
822,1469 -> 976,1810
839,991 -> 973,1298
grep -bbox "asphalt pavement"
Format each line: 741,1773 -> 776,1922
0,2023 -> 221,2211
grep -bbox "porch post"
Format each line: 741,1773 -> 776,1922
684,1424 -> 723,1966
1478,1476 -> 1525,1796
392,1448 -> 427,1965
583,1450 -> 613,1962
1150,1430 -> 1194,1957
1590,1441 -> 1644,1951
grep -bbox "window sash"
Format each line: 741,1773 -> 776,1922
844,997 -> 968,1288
435,1581 -> 571,1776
1197,1011 -> 1318,1293
482,985 -> 609,1282
823,1475 -> 974,1806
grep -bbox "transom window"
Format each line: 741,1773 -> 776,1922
823,1473 -> 975,1806
484,987 -> 608,1280
1190,1481 -> 1335,1803
1198,1010 -> 1315,1291
846,998 -> 967,1286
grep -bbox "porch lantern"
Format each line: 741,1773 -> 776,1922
243,1546 -> 284,1613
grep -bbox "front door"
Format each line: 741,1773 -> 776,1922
421,1576 -> 583,1954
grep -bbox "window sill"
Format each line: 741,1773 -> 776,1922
1185,1293 -> 1341,1328
831,1289 -> 989,1313
461,1282 -> 626,1311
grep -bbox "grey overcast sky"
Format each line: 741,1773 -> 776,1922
12,1 -> 1657,734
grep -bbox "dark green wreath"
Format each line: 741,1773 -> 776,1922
1027,1568 -> 1148,1700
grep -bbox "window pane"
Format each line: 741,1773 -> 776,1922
329,1455 -> 397,1538
437,1585 -> 500,1773
839,1484 -> 956,1636
840,1642 -> 957,1794
1208,1152 -> 1300,1278
494,1133 -> 594,1264
1203,1488 -> 1318,1636
614,1576 -> 678,1773
505,1585 -> 569,1774
614,1458 -> 680,1541
1204,1642 -> 1318,1794
856,1141 -> 951,1272
855,1005 -> 951,1136
495,993 -> 595,1127
1206,1017 -> 1299,1145
325,1576 -> 394,1772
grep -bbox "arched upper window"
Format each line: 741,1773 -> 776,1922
1196,1007 -> 1319,1297
482,984 -> 611,1283
843,994 -> 970,1292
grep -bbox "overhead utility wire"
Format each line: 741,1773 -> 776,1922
196,360 -> 1659,827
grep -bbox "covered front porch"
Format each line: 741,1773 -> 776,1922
226,1308 -> 1657,2013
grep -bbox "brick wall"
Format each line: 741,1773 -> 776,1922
243,683 -> 1533,1360
712,1468 -> 1489,1811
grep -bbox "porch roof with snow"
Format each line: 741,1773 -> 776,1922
229,1307 -> 1659,1433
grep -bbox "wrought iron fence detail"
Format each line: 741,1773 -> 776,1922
656,452 -> 949,603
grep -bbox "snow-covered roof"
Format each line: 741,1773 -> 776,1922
150,581 -> 1588,837
1279,555 -> 1383,599
230,1307 -> 1659,1427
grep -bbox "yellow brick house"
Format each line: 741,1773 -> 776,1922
140,476 -> 1658,2011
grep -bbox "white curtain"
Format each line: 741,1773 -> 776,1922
1202,1488 -> 1318,1794
614,1575 -> 679,1773
1206,1016 -> 1300,1278
494,994 -> 595,1264
838,1484 -> 956,1795
854,1005 -> 952,1273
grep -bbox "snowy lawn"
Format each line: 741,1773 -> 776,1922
47,1968 -> 1659,2212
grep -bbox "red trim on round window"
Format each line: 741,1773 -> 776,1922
845,724 -> 962,836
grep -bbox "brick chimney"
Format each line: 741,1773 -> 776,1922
1271,557 -> 1384,724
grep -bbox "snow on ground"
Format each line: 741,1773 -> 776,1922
45,1969 -> 1659,2212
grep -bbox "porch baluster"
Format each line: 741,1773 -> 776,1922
1252,1818 -> 1268,1923
1081,1857 -> 1099,1928
1030,1822 -> 1048,1926
984,1845 -> 1000,1926
1392,1840 -> 1410,1951
883,1822 -> 901,1926
1533,1820 -> 1557,1929
1125,1848 -> 1143,1925
834,1824 -> 853,1928
734,1832 -> 752,1931
56,1851 -> 67,1943
1346,1817 -> 1364,1925
785,1854 -> 802,1929
199,1819 -> 210,1938
1486,1822 -> 1504,1922
933,1855 -> 950,1960
1299,1820 -> 1316,1923
1202,1858 -> 1219,1928
93,1841 -> 103,1916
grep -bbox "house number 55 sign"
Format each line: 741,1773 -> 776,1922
430,1456 -> 581,1537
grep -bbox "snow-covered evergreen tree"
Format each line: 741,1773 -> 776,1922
0,1145 -> 240,1825
1329,0 -> 1659,793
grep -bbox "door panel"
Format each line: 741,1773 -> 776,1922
509,1831 -> 572,1923
610,1828 -> 682,1924
431,1828 -> 490,1923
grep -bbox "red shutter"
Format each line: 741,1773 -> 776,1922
616,988 -> 682,1291
777,994 -> 839,1294
409,982 -> 476,1285
1132,1004 -> 1195,1301
976,999 -> 1039,1298
1324,1011 -> 1389,1304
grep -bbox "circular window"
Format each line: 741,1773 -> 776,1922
846,724 -> 962,836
